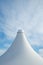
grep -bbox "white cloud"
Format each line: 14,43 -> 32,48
0,49 -> 6,56
39,49 -> 43,57
0,0 -> 39,38
4,43 -> 11,48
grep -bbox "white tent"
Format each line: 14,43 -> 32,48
0,30 -> 43,65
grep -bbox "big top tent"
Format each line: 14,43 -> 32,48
0,29 -> 43,65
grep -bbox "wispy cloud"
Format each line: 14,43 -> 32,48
39,49 -> 43,57
0,49 -> 6,56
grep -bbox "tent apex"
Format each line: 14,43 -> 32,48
17,29 -> 24,33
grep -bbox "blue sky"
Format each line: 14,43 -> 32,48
0,0 -> 43,57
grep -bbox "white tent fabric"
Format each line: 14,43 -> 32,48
0,30 -> 43,65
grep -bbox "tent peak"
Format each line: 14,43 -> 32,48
17,29 -> 24,33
